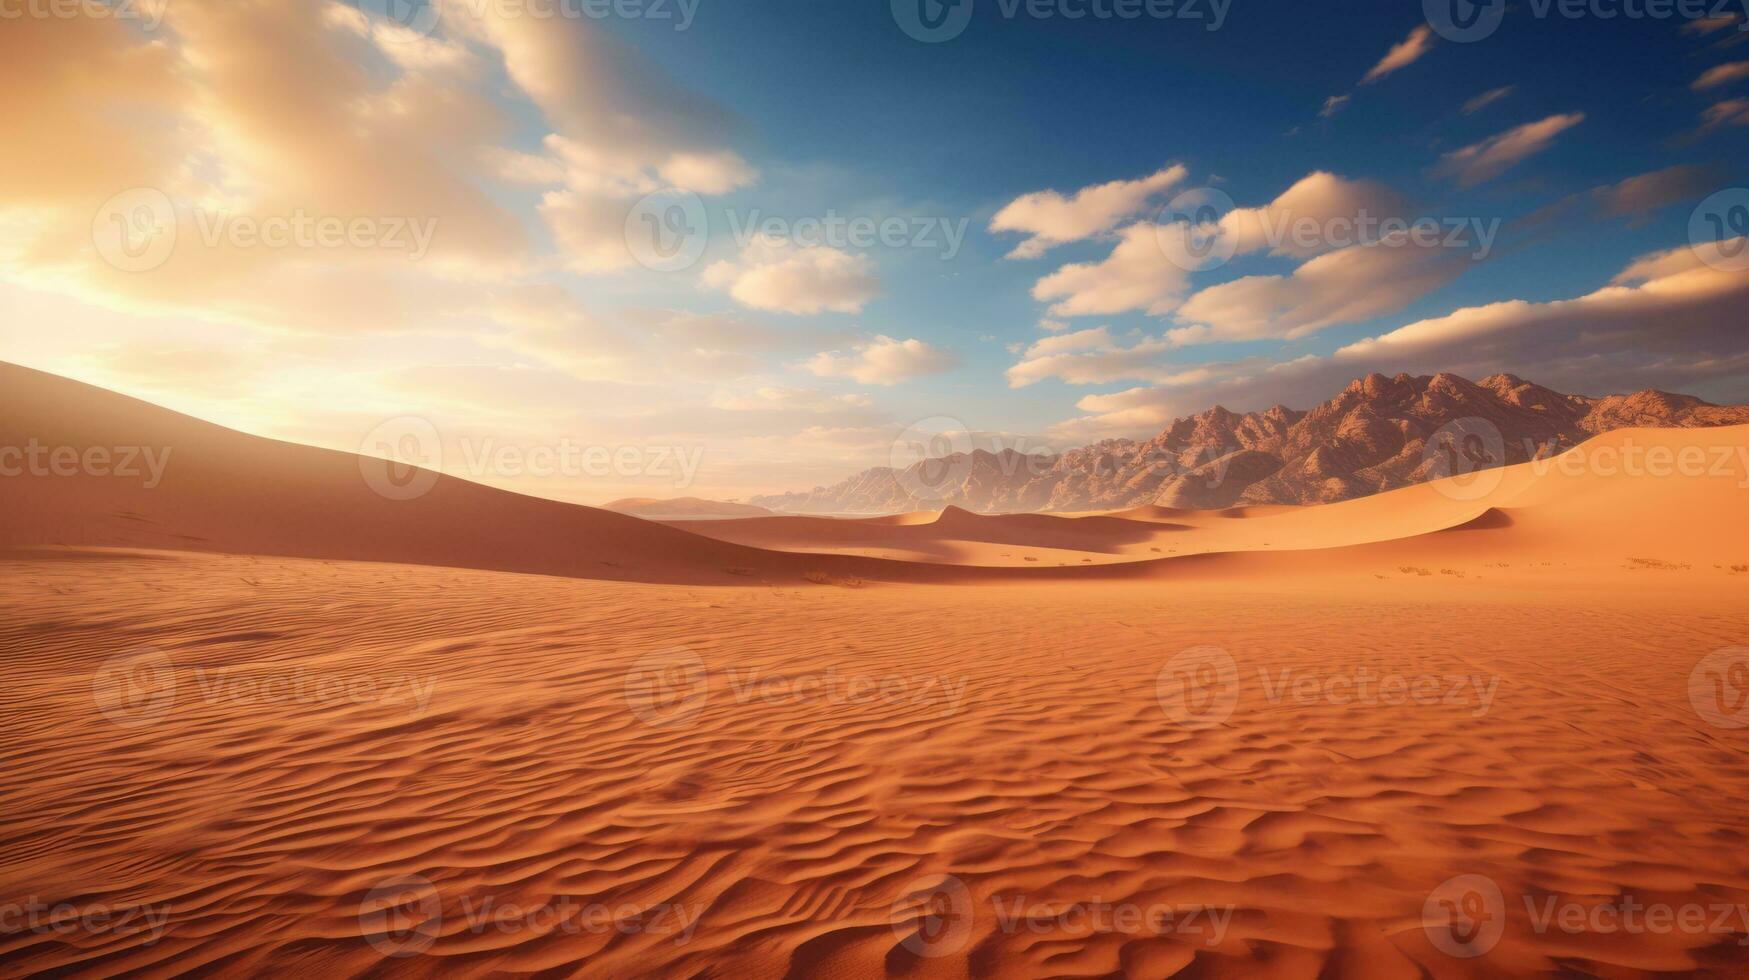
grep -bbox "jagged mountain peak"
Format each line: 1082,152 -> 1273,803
751,373 -> 1749,515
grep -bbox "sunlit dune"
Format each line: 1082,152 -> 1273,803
3,365 -> 1748,977
9,0 -> 1749,974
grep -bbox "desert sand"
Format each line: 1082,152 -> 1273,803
4,363 -> 1749,977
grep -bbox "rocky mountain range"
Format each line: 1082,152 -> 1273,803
750,372 -> 1749,514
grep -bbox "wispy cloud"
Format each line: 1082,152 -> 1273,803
1361,24 -> 1436,84
1693,61 -> 1749,90
703,237 -> 880,315
1461,85 -> 1515,115
990,165 -> 1187,259
805,336 -> 958,386
1435,112 -> 1586,186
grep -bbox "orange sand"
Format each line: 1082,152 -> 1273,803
3,363 -> 1749,976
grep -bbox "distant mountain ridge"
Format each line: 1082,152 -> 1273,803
751,372 -> 1749,514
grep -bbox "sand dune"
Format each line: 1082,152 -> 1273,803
602,497 -> 775,520
0,362 -> 905,586
8,360 -> 1745,586
4,365 -> 1749,977
3,555 -> 1747,976
674,424 -> 1749,580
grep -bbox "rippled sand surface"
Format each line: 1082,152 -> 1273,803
4,554 -> 1748,978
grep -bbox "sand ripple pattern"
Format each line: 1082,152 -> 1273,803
3,554 -> 1749,977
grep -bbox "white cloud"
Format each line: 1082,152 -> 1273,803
538,187 -> 643,273
1031,222 -> 1191,317
1174,240 -> 1467,342
1024,172 -> 1417,327
658,151 -> 759,195
1215,171 -> 1408,258
704,236 -> 881,314
711,386 -> 874,412
1006,328 -> 1214,388
1362,24 -> 1436,84
1462,85 -> 1514,115
990,165 -> 1187,259
1435,112 -> 1586,187
1693,61 -> 1749,90
1592,165 -> 1718,219
1048,240 -> 1749,439
804,335 -> 958,385
1319,94 -> 1351,118
1337,238 -> 1749,366
1701,97 -> 1749,130
1683,14 -> 1745,34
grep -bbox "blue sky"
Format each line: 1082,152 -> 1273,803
2,0 -> 1747,500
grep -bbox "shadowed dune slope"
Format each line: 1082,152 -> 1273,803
5,362 -> 1747,584
0,362 -> 916,585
